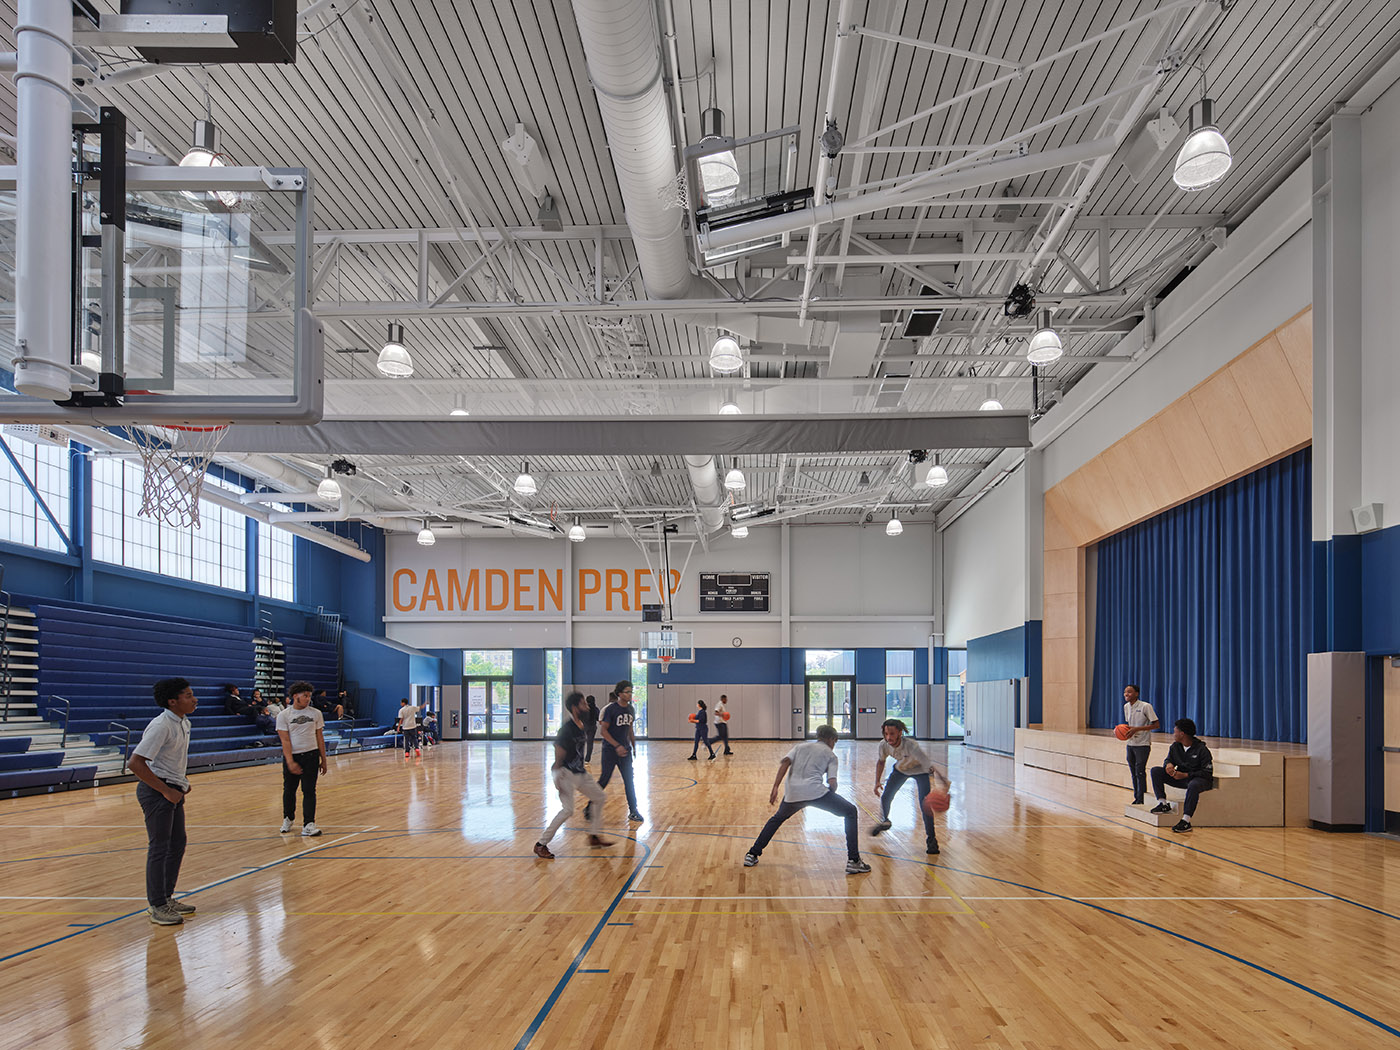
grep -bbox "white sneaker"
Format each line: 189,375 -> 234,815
743,853 -> 759,867
279,817 -> 293,834
845,858 -> 871,874
301,822 -> 322,837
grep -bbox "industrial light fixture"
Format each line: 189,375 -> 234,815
513,461 -> 537,497
377,322 -> 413,377
179,119 -> 240,208
697,107 -> 741,204
316,465 -> 342,503
718,397 -> 741,415
885,509 -> 903,537
1026,309 -> 1063,365
927,453 -> 949,488
979,384 -> 1003,412
416,521 -> 436,546
449,394 -> 469,417
724,465 -> 747,492
568,517 -> 586,543
1173,97 -> 1232,191
731,524 -> 749,539
709,332 -> 742,374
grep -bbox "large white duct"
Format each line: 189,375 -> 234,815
683,455 -> 727,532
569,0 -> 693,299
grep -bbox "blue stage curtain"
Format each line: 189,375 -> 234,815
1089,449 -> 1310,741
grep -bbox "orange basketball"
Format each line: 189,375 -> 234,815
924,786 -> 951,814
688,713 -> 698,723
1113,723 -> 1132,741
720,711 -> 730,722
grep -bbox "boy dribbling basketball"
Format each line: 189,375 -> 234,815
870,718 -> 945,854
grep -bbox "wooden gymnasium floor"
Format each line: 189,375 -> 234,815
1,739 -> 1398,1050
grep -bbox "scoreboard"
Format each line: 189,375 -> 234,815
699,571 -> 769,613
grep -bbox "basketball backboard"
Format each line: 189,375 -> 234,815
640,627 -> 696,674
0,164 -> 321,426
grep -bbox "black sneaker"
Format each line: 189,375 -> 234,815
743,852 -> 759,867
870,819 -> 892,836
845,858 -> 871,874
1132,797 -> 1144,806
1171,820 -> 1192,833
1150,802 -> 1172,814
627,812 -> 644,823
687,755 -> 698,761
583,802 -> 594,822
926,842 -> 940,855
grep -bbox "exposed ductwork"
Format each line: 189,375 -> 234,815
569,0 -> 694,300
683,455 -> 727,533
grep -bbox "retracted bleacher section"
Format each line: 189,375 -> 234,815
6,600 -> 400,793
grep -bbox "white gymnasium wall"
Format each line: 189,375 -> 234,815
384,522 -> 935,651
1361,77 -> 1400,515
941,466 -> 1027,648
1039,163 -> 1313,489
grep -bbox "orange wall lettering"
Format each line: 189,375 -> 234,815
486,569 -> 509,611
539,569 -> 563,612
420,569 -> 444,612
605,569 -> 629,611
447,568 -> 478,611
579,569 -> 601,610
513,568 -> 532,611
392,569 -> 417,611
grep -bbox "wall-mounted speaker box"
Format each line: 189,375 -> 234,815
1351,502 -> 1384,534
121,1 -> 297,64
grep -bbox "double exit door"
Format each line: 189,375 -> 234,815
464,676 -> 512,738
803,676 -> 856,738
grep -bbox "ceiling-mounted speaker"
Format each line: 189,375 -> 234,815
1351,503 -> 1384,534
120,1 -> 297,64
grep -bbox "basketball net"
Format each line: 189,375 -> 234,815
658,169 -> 688,211
131,424 -> 230,529
659,649 -> 673,674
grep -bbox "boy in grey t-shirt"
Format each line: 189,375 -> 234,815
744,725 -> 869,874
129,678 -> 198,926
870,718 -> 945,854
277,681 -> 327,837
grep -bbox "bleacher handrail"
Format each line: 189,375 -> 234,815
49,695 -> 70,748
107,721 -> 132,775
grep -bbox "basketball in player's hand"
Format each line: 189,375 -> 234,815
688,713 -> 698,724
720,711 -> 730,721
924,784 -> 951,814
1113,723 -> 1132,741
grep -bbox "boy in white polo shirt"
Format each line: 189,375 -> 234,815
129,677 -> 198,926
744,724 -> 869,874
276,681 -> 327,836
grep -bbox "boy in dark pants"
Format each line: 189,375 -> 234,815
869,718 -> 945,855
276,681 -> 327,837
1122,683 -> 1160,806
129,678 -> 198,926
593,680 -> 644,823
745,724 -> 870,874
1150,717 -> 1214,832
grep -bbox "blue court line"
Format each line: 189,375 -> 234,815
66,923 -> 96,928
955,765 -> 1400,923
644,864 -> 664,868
867,849 -> 1400,1042
576,969 -> 609,973
606,922 -> 633,926
628,888 -> 650,893
510,837 -> 652,1050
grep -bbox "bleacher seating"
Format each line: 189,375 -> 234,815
0,596 -> 398,790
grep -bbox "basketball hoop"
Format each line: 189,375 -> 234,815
658,169 -> 689,211
131,424 -> 230,528
659,649 -> 674,674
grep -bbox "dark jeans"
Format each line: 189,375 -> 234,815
690,725 -> 714,757
1126,745 -> 1151,801
136,780 -> 187,908
403,727 -> 420,753
283,750 -> 321,822
584,723 -> 597,762
749,789 -> 860,862
880,770 -> 939,847
598,746 -> 638,813
708,722 -> 731,752
1150,766 -> 1213,816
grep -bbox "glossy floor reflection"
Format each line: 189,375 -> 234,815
0,739 -> 1397,1049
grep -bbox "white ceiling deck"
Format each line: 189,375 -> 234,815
3,0 -> 1397,540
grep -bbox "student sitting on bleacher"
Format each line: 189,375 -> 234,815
1149,717 -> 1214,833
223,683 -> 250,718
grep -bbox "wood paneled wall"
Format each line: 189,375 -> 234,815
1041,308 -> 1313,732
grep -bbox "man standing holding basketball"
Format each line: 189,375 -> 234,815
870,718 -> 944,855
1122,684 -> 1160,806
708,693 -> 734,755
